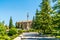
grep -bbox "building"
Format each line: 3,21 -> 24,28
16,20 -> 32,30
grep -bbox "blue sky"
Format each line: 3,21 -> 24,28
0,0 -> 41,25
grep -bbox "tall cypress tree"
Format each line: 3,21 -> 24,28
9,16 -> 13,29
32,16 -> 35,29
32,9 -> 42,30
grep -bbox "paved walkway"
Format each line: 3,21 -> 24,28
21,36 -> 55,39
13,32 -> 55,40
13,35 -> 21,40
13,32 -> 38,40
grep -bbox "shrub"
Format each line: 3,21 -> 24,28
52,31 -> 60,36
28,29 -> 39,32
0,22 -> 6,35
18,30 -> 23,34
3,35 -> 11,40
11,34 -> 19,39
8,27 -> 18,36
56,36 -> 60,38
0,35 -> 11,40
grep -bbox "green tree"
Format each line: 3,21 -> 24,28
41,0 -> 53,34
32,0 -> 53,34
0,21 -> 11,40
9,16 -> 13,29
0,22 -> 6,35
53,0 -> 60,30
32,9 -> 40,30
32,16 -> 35,29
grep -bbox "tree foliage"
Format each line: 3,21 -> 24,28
8,27 -> 18,36
32,0 -> 53,34
52,0 -> 60,30
32,0 -> 60,35
9,16 -> 13,29
0,22 -> 6,35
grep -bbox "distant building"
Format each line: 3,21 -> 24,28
16,20 -> 32,30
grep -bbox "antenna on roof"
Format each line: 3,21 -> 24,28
27,12 -> 29,21
27,12 -> 29,30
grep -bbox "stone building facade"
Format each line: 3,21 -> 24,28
16,20 -> 32,30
